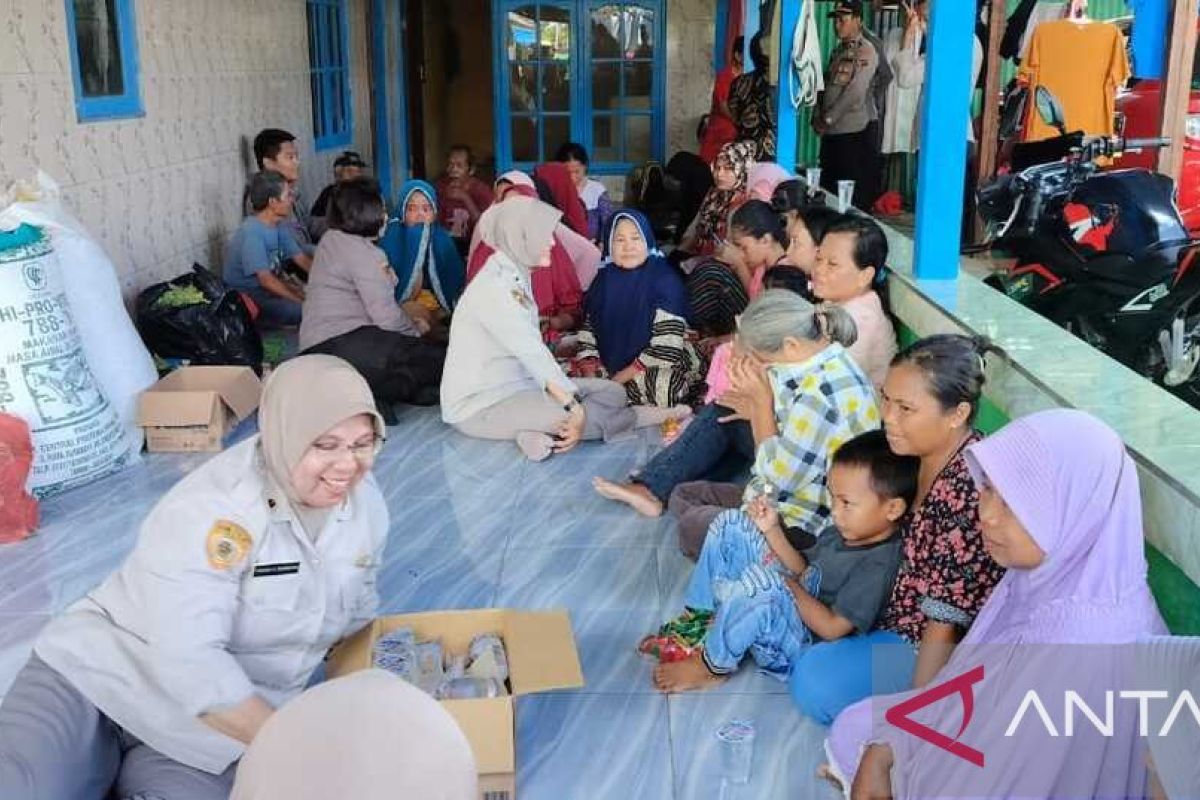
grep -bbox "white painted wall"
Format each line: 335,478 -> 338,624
0,0 -> 372,301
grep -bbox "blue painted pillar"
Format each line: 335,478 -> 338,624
1128,0 -> 1170,79
714,0 -> 730,72
744,0 -> 760,65
775,0 -> 802,169
370,0 -> 393,202
912,0 -> 974,280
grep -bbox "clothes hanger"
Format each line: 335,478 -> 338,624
1066,0 -> 1091,25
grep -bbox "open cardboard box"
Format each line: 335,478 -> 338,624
327,608 -> 584,800
138,366 -> 261,452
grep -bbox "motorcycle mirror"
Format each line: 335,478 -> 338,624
1035,87 -> 1069,136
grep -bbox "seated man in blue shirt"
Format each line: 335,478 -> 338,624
224,170 -> 313,327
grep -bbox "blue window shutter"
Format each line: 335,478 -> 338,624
309,0 -> 354,150
64,0 -> 144,122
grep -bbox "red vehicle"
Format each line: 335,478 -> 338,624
1112,17 -> 1200,234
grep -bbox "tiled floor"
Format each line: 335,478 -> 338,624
0,406 -> 837,799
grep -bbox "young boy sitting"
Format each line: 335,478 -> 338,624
650,429 -> 916,691
434,144 -> 492,254
224,170 -> 312,327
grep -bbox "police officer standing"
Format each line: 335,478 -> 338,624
814,0 -> 881,211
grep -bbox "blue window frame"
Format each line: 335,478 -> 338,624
493,0 -> 665,175
307,0 -> 354,151
63,0 -> 143,122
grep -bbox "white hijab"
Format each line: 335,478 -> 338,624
231,670 -> 477,800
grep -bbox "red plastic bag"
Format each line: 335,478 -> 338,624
872,190 -> 905,218
0,413 -> 39,543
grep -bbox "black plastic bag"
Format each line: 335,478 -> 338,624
136,264 -> 264,374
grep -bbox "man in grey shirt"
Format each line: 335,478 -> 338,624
815,0 -> 880,211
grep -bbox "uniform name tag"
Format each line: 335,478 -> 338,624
252,561 -> 301,578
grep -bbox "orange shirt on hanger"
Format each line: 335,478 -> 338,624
1019,19 -> 1130,142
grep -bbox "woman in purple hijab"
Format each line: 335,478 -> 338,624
825,409 -> 1167,798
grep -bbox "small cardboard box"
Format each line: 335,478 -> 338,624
327,608 -> 585,800
138,366 -> 262,453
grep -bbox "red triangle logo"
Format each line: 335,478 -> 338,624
884,665 -> 986,767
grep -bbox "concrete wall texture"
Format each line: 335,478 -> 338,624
666,0 -> 717,162
0,0 -> 372,301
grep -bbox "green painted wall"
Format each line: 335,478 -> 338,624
895,324 -> 1199,634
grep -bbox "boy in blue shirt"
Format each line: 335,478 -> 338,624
224,171 -> 312,327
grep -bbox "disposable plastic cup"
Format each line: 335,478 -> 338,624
805,167 -> 822,195
716,719 -> 756,785
838,180 -> 855,213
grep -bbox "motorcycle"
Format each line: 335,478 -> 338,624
976,88 -> 1200,405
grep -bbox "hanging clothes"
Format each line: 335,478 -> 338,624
1019,18 -> 1129,142
880,27 -> 921,155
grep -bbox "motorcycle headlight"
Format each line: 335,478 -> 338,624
1187,114 -> 1200,142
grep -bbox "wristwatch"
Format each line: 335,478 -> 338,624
563,392 -> 583,413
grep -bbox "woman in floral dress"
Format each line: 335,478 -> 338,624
786,334 -> 1007,723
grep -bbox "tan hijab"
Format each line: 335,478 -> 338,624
474,195 -> 561,269
258,355 -> 385,539
230,670 -> 477,800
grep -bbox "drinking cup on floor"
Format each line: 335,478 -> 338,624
838,181 -> 855,213
716,719 -> 756,785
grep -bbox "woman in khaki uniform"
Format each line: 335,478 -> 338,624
0,355 -> 390,800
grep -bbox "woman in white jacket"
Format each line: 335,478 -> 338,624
441,197 -> 683,460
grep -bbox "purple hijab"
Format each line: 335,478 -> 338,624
827,409 -> 1166,798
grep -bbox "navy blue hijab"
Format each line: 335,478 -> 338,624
585,210 -> 690,373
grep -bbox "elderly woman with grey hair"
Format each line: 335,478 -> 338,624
595,290 -> 881,556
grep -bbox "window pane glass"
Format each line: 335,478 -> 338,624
544,116 -> 571,162
512,116 -> 538,162
508,7 -> 538,61
539,6 -> 571,62
592,63 -> 619,111
593,115 -> 619,163
590,4 -> 654,59
310,73 -> 323,138
510,63 -> 537,112
625,114 -> 652,163
623,61 -> 652,104
590,6 -> 622,58
628,8 -> 655,60
543,62 -> 570,111
73,0 -> 125,97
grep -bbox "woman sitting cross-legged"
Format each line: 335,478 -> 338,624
824,409 -> 1167,799
675,141 -> 756,338
569,210 -> 704,408
378,179 -> 466,337
300,178 -> 446,416
594,290 -> 880,558
441,196 -> 686,461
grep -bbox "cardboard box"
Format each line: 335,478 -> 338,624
327,608 -> 585,800
138,366 -> 262,452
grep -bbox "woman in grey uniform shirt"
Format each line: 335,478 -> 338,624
0,355 -> 390,800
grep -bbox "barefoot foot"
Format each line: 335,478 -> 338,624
592,477 -> 664,517
652,651 -> 727,692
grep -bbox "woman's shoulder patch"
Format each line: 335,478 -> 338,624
206,520 -> 253,571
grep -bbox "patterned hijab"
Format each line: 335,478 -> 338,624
694,141 -> 755,246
